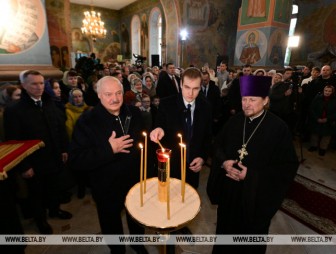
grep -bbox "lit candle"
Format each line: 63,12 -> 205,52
178,134 -> 183,192
139,143 -> 144,207
142,132 -> 147,193
167,156 -> 170,220
182,143 -> 186,202
179,143 -> 184,195
177,133 -> 183,144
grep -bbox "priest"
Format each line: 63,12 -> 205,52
207,75 -> 299,253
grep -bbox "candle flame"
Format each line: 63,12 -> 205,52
180,143 -> 186,148
142,132 -> 147,136
177,133 -> 182,138
139,143 -> 143,149
163,154 -> 169,159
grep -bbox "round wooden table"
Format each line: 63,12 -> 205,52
125,177 -> 201,253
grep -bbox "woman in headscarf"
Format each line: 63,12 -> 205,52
142,72 -> 156,98
65,88 -> 90,140
124,78 -> 147,105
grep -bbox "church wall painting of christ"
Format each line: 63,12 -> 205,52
234,29 -> 268,66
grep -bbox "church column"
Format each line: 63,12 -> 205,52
234,0 -> 292,68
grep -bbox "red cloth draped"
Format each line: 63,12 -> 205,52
0,140 -> 44,180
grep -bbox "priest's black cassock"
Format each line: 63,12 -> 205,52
208,110 -> 299,253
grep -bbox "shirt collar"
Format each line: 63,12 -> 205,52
30,97 -> 42,102
182,97 -> 195,110
249,110 -> 265,121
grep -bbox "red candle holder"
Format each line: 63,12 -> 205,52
156,149 -> 171,202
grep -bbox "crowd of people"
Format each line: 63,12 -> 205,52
1,57 -> 336,254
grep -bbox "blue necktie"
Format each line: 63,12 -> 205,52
186,104 -> 192,141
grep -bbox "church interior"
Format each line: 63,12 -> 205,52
1,0 -> 336,254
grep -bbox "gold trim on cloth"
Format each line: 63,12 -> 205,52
0,140 -> 45,180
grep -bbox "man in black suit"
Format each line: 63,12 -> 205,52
201,71 -> 222,135
156,62 -> 181,99
69,76 -> 147,254
150,67 -> 212,189
4,70 -> 72,234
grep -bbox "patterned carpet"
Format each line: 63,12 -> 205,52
281,174 -> 336,234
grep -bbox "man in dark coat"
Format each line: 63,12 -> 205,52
150,67 -> 212,189
201,71 -> 221,135
69,76 -> 147,254
4,70 -> 72,234
207,76 -> 299,254
156,63 -> 181,99
227,64 -> 252,116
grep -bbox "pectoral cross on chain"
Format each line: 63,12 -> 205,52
237,144 -> 248,163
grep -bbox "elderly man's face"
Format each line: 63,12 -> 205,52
22,74 -> 44,100
242,96 -> 268,118
98,79 -> 123,115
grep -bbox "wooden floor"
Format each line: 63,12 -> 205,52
22,138 -> 336,254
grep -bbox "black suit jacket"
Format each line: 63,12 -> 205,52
154,93 -> 212,188
69,103 -> 144,201
202,81 -> 221,119
156,72 -> 180,99
227,78 -> 242,113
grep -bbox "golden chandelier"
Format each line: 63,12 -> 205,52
81,2 -> 107,42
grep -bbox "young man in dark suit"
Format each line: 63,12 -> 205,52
150,67 -> 212,189
201,71 -> 222,135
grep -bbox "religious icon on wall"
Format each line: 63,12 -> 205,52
0,0 -> 45,54
121,23 -> 131,58
239,31 -> 261,64
71,28 -> 91,53
140,14 -> 148,59
235,29 -> 268,66
61,46 -> 70,68
274,0 -> 291,24
101,42 -> 121,63
240,0 -> 269,25
247,0 -> 266,17
268,29 -> 287,66
184,0 -> 210,30
50,45 -> 61,68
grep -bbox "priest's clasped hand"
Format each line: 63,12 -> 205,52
189,157 -> 204,172
223,160 -> 247,182
109,131 -> 133,154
